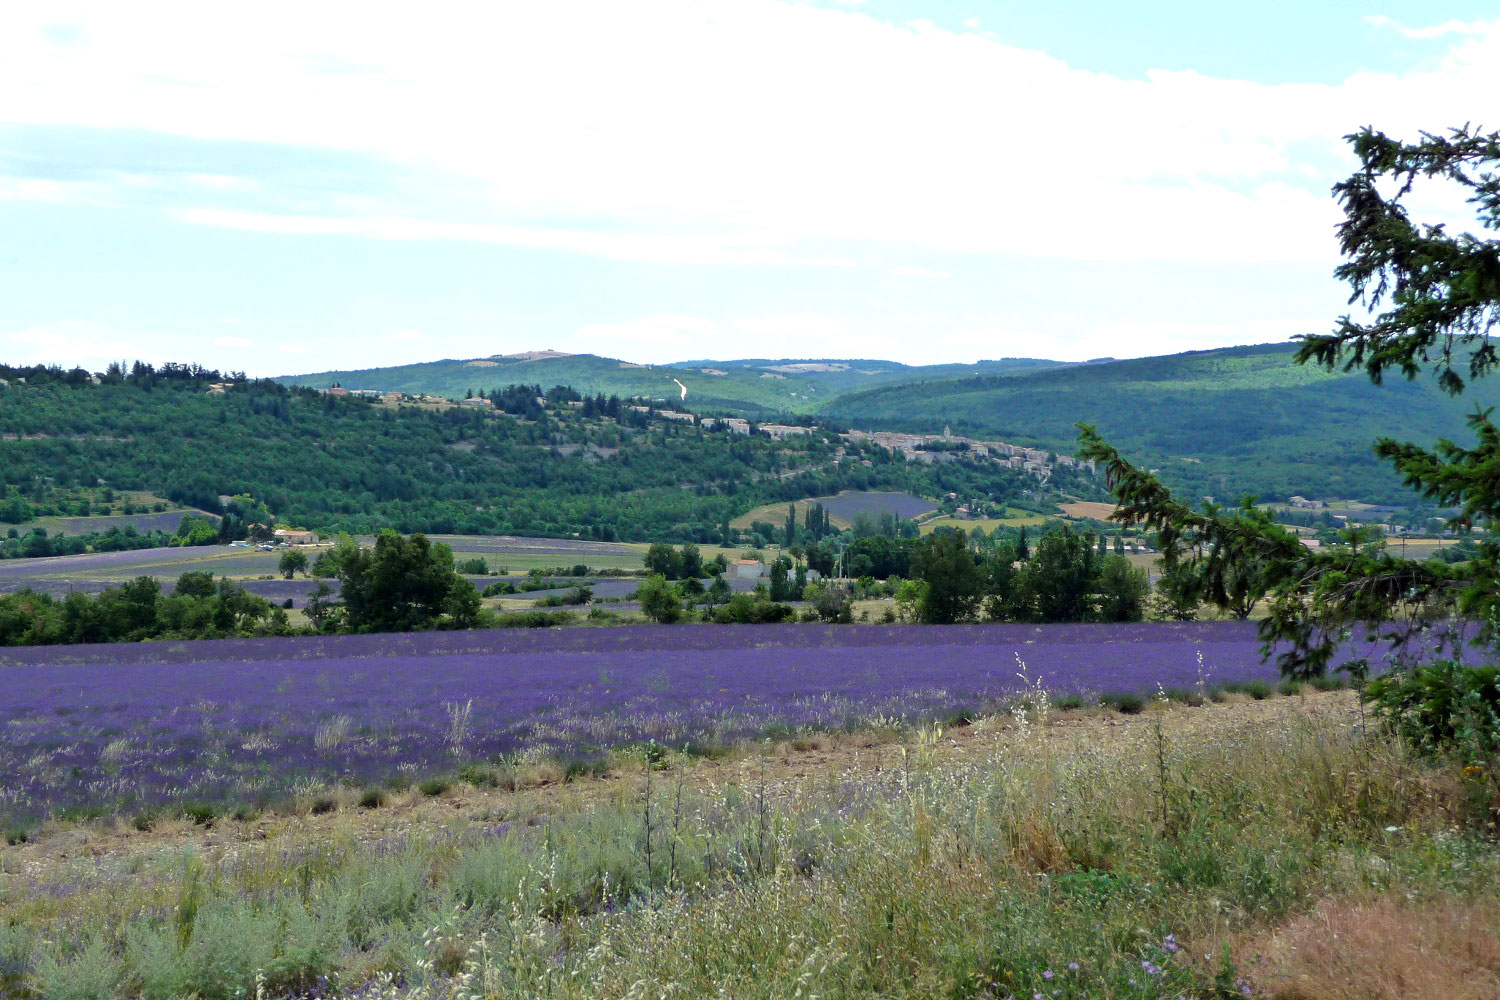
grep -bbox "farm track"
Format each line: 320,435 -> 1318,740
3,690 -> 1359,880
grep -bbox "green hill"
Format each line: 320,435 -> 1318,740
0,364 -> 1064,544
662,356 -> 1074,399
278,353 -> 804,414
278,353 -> 1072,417
822,342 -> 1500,505
280,342 -> 1498,504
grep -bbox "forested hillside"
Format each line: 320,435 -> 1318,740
0,363 -> 1071,543
278,353 -> 1071,416
823,342 -> 1500,504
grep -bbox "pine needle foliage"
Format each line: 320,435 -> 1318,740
1080,124 -> 1500,679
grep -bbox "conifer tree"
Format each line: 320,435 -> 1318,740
1080,125 -> 1500,678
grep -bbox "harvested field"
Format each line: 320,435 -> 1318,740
0,544 -> 283,589
0,534 -> 653,594
920,514 -> 1049,534
1059,500 -> 1118,520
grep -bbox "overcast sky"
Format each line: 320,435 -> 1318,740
2,1 -> 1497,374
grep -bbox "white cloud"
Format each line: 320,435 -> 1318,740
2,3 -> 1494,270
185,173 -> 260,193
389,329 -> 424,342
5,322 -> 158,367
888,265 -> 949,279
168,208 -> 855,266
1363,15 -> 1491,39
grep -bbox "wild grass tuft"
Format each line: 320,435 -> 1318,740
179,802 -> 218,826
418,777 -> 451,797
1103,691 -> 1147,714
1223,679 -> 1274,700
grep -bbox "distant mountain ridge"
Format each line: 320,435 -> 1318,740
823,341 -> 1500,505
276,353 -> 1073,416
280,341 -> 1500,505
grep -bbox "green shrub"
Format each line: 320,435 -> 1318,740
1365,661 -> 1500,752
180,802 -> 218,825
0,924 -> 34,997
458,763 -> 502,789
419,777 -> 451,797
1105,692 -> 1145,714
493,610 -> 574,628
1223,679 -> 1273,700
1160,685 -> 1204,706
126,896 -> 341,1000
34,934 -> 120,1000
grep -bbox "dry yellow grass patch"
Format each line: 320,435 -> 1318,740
1240,894 -> 1500,999
1058,500 -> 1118,520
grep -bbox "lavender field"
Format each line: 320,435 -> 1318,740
0,622 -> 1386,826
817,490 -> 939,522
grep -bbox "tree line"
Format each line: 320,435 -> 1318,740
629,526 -> 1151,626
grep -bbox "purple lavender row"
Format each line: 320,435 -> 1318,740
0,622 -> 1400,825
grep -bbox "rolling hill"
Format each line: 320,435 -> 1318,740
0,365 -> 1062,544
821,342 -> 1500,505
278,353 -> 1073,416
282,340 -> 1496,505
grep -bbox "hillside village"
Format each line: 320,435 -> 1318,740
311,381 -> 1095,484
293,379 -> 1466,551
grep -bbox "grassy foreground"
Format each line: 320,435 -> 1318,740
3,692 -> 1498,999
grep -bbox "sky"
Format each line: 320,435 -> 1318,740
1,1 -> 1498,375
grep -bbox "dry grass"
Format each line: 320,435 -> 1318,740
7,688 -> 1497,1000
918,514 -> 1049,534
1239,894 -> 1500,999
1058,500 -> 1118,520
7,692 -> 1357,875
729,499 -> 853,532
